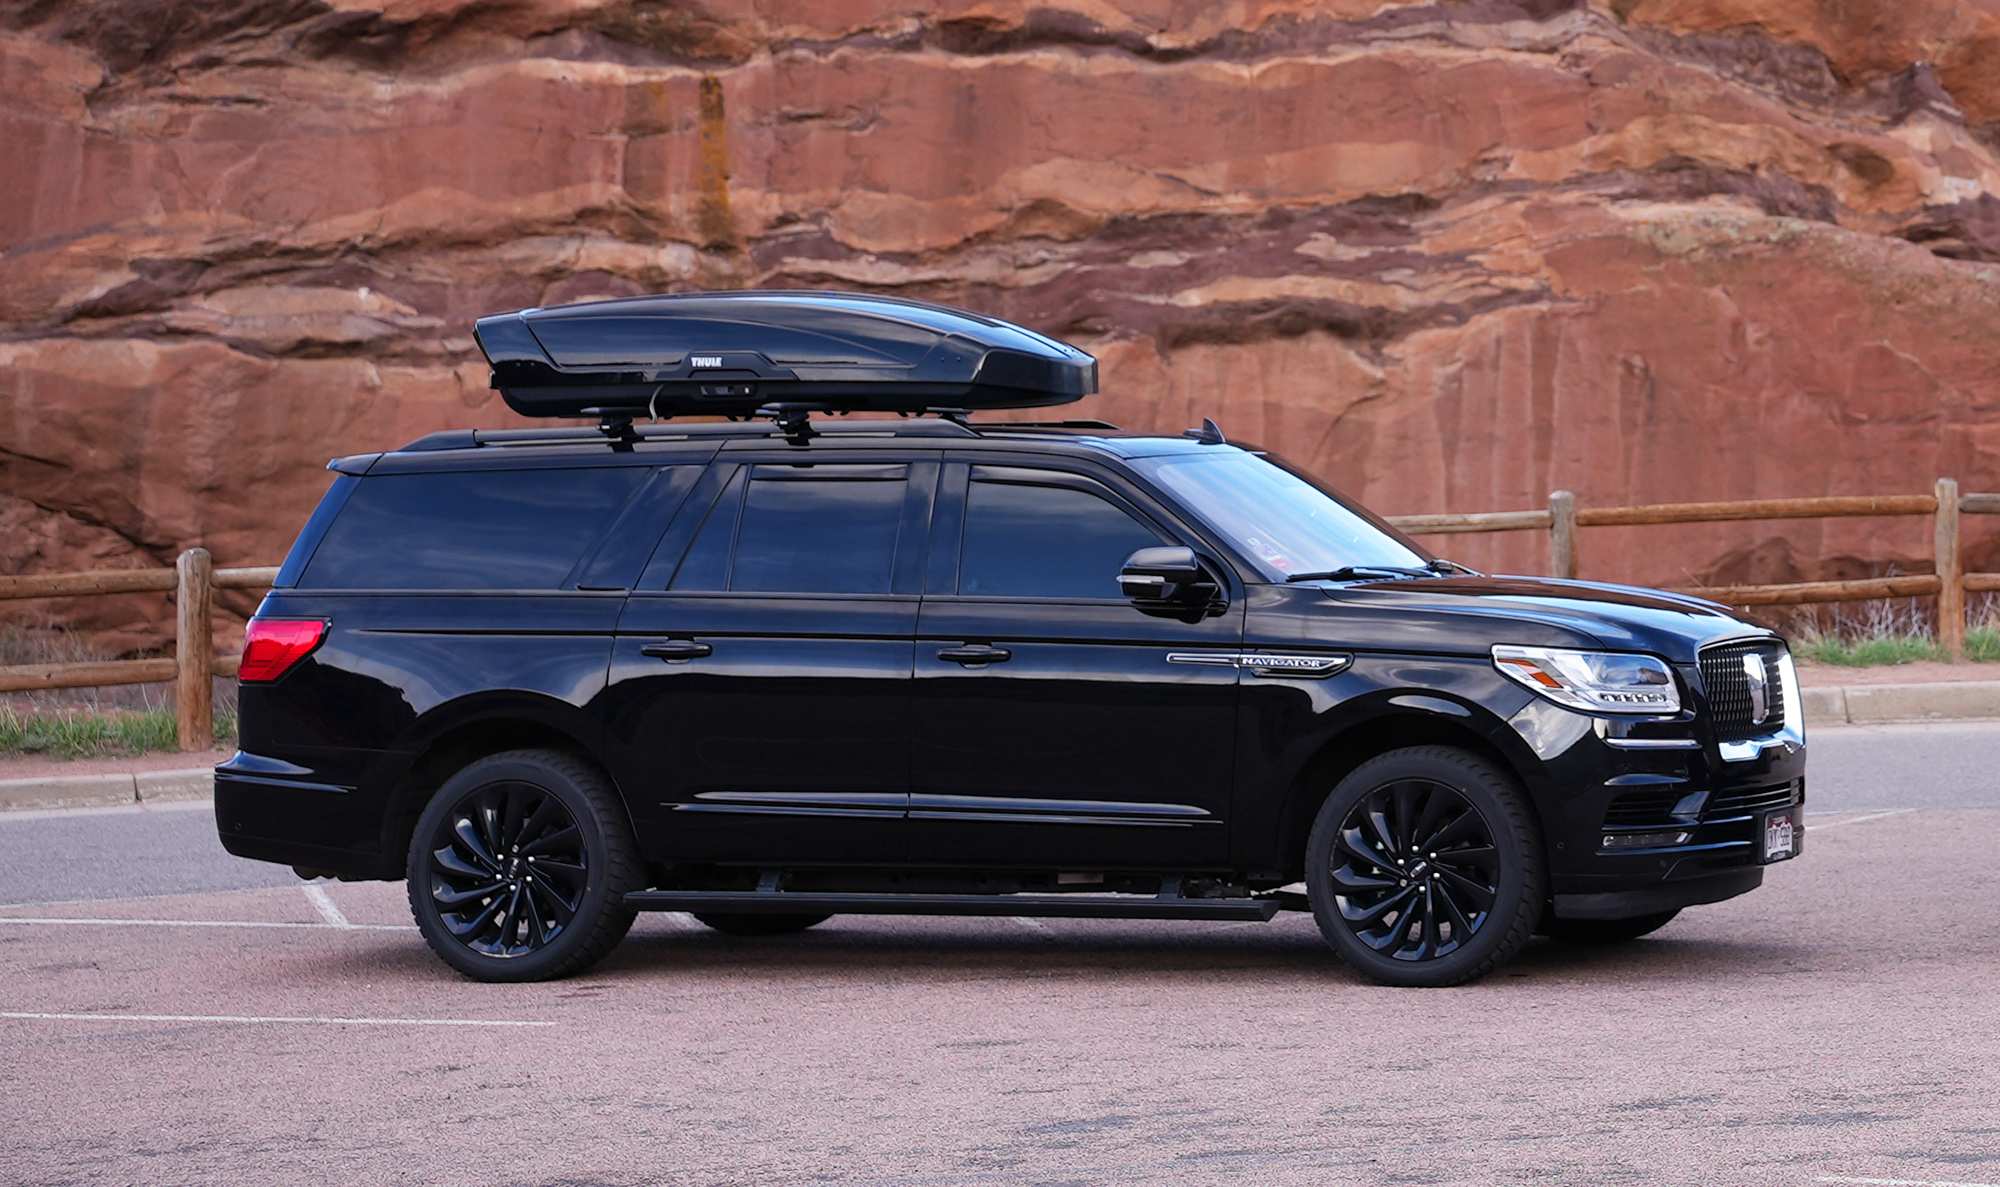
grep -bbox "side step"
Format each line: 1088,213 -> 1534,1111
625,883 -> 1282,922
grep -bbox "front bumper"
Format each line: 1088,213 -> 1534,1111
1519,697 -> 1806,919
1553,867 -> 1763,920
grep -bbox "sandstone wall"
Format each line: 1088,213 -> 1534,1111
5,0 -> 2000,651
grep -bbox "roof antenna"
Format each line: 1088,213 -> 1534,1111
1183,417 -> 1226,445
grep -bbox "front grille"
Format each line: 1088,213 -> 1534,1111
1700,642 -> 1788,741
1708,781 -> 1800,817
1604,788 -> 1685,826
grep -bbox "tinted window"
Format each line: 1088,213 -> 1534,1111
674,465 -> 907,595
303,468 -> 645,590
959,480 -> 1163,598
1129,450 -> 1426,580
669,469 -> 746,592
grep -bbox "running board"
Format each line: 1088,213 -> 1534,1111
625,886 -> 1281,922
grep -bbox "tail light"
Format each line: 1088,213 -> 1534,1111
239,619 -> 327,682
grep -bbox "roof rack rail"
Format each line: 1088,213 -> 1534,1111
394,418 -> 986,454
971,419 -> 1122,431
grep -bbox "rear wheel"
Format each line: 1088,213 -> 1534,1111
1541,909 -> 1679,946
690,912 -> 832,936
407,749 -> 640,982
1305,746 -> 1544,987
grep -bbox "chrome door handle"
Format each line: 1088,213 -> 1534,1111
640,640 -> 713,662
937,645 -> 1011,665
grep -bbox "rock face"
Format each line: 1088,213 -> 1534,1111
6,0 -> 2000,651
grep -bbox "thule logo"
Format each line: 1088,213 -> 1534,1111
691,356 -> 724,369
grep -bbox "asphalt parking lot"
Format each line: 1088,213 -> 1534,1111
2,723 -> 1997,1187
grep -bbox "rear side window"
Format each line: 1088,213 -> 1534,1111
302,468 -> 646,590
958,480 -> 1164,598
672,464 -> 908,595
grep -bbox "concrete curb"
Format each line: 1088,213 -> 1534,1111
1802,681 -> 2000,726
0,768 -> 212,812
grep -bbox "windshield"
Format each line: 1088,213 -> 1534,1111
1129,450 -> 1429,581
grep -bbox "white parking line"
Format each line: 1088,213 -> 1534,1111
0,917 -> 415,931
1817,1176 -> 2000,1187
1808,809 -> 1917,831
1009,916 -> 1056,936
1,1011 -> 552,1028
302,883 -> 352,928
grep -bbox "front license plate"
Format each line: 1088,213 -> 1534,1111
1759,806 -> 1803,863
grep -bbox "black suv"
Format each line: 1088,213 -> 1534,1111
216,292 -> 1805,987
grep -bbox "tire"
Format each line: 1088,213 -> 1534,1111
406,749 -> 641,983
690,912 -> 832,936
1305,746 -> 1545,988
1541,909 -> 1679,946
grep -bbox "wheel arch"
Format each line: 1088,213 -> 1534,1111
378,695 -> 623,876
1271,705 -> 1540,883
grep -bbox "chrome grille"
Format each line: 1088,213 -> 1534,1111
1699,642 -> 1787,742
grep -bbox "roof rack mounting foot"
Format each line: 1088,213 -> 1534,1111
591,413 -> 640,452
756,402 -> 823,446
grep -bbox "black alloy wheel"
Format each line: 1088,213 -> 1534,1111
691,912 -> 833,936
1541,909 -> 1680,946
1306,746 -> 1544,987
407,749 -> 639,982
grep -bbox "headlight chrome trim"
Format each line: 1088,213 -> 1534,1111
1491,644 -> 1683,716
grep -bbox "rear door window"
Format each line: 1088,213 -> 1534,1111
301,468 -> 645,590
671,464 -> 910,595
958,477 -> 1165,599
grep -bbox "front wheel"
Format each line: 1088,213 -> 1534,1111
1305,746 -> 1545,987
407,749 -> 640,982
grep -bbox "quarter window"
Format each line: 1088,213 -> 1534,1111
301,468 -> 645,590
958,480 -> 1164,599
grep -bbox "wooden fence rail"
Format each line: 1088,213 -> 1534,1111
0,550 -> 275,750
1383,477 -> 1999,657
1,479 -> 1995,751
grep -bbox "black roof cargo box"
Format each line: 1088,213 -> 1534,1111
473,291 -> 1097,420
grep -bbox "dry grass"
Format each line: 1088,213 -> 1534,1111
0,704 -> 236,759
1783,594 -> 2000,666
0,619 -> 238,755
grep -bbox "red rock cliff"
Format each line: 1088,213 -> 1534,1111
5,0 -> 2000,649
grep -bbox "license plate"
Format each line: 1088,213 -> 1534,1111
1760,806 -> 1802,863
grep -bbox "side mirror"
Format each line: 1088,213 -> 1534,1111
1119,546 -> 1214,603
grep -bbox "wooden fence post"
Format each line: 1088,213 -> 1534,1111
175,548 -> 213,751
1936,477 -> 1964,658
1548,490 -> 1578,580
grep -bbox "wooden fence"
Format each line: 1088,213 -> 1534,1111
0,551 -> 278,752
1382,478 -> 1998,655
1,478 -> 1994,751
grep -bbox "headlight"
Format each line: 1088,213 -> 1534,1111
1491,645 -> 1681,715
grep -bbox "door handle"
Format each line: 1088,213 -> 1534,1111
937,644 -> 1012,665
640,640 -> 713,662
